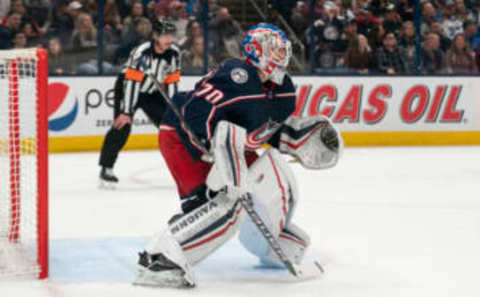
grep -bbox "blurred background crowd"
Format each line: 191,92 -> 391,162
1,0 -> 480,75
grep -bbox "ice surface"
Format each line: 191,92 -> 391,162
2,147 -> 480,297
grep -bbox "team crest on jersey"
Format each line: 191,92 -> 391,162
230,68 -> 249,84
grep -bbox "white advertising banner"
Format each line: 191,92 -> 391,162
47,77 -> 197,137
292,76 -> 479,131
47,76 -> 480,138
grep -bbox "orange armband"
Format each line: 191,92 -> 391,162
125,68 -> 145,82
163,70 -> 181,84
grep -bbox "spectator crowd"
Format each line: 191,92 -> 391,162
1,0 -> 480,75
275,0 -> 480,74
0,0 -> 239,74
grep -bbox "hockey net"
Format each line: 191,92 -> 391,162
0,48 -> 48,279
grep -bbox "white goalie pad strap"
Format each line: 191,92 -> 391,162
279,115 -> 343,170
168,192 -> 245,265
239,148 -> 307,265
206,121 -> 249,192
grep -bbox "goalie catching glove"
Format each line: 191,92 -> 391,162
278,115 -> 343,169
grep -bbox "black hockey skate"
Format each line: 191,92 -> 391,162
99,167 -> 118,189
133,251 -> 195,288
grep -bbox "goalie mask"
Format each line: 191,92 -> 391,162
242,23 -> 292,85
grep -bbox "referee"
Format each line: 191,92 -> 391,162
98,20 -> 181,185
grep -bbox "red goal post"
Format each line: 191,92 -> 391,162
0,48 -> 48,279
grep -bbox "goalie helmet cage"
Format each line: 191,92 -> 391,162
0,48 -> 48,279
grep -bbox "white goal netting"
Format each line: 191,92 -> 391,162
0,48 -> 48,279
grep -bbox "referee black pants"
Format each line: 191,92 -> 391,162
98,92 -> 167,169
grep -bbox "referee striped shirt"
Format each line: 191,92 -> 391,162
121,41 -> 181,114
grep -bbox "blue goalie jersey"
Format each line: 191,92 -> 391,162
162,59 -> 297,159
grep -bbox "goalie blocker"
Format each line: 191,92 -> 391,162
135,119 -> 342,287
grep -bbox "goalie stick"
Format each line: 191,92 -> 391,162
147,72 -> 323,280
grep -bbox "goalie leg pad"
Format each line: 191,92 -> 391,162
206,121 -> 249,192
248,148 -> 299,228
168,191 -> 245,265
239,148 -> 309,266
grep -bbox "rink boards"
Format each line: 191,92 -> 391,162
47,76 -> 480,152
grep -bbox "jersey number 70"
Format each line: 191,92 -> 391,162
194,82 -> 224,104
